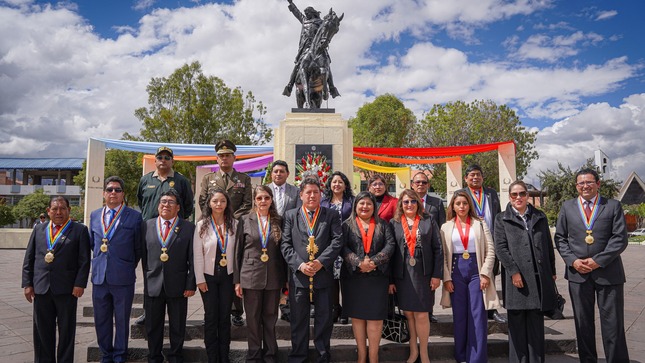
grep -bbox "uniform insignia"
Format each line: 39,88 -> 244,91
169,181 -> 175,188
148,185 -> 156,188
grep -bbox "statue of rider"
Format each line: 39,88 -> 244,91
282,0 -> 340,99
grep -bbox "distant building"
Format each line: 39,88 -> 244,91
617,172 -> 645,205
0,158 -> 84,206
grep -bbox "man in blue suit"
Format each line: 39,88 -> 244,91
89,176 -> 143,363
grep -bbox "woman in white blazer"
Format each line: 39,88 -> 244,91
193,189 -> 241,363
440,190 -> 499,363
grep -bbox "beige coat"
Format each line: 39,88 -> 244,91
439,218 -> 500,310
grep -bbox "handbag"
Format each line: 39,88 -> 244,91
545,285 -> 566,320
382,294 -> 410,343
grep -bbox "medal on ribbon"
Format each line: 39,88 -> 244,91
45,219 -> 72,263
211,219 -> 228,267
100,204 -> 124,253
356,217 -> 376,255
469,188 -> 487,218
455,216 -> 471,259
402,215 -> 420,266
157,217 -> 178,262
578,196 -> 600,245
257,212 -> 270,262
302,206 -> 320,302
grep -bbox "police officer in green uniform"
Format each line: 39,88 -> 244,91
198,140 -> 252,219
198,140 -> 252,327
137,146 -> 194,221
134,146 -> 194,326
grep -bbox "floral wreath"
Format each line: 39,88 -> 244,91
295,153 -> 332,188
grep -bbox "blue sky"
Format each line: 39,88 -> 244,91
1,0 -> 644,186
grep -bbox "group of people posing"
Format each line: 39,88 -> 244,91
21,140 -> 630,363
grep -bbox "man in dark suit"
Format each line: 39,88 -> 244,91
411,171 -> 446,323
281,176 -> 343,363
89,176 -> 143,363
555,168 -> 630,362
457,164 -> 506,323
199,139 -> 252,326
22,196 -> 91,363
141,189 -> 196,363
269,160 -> 300,322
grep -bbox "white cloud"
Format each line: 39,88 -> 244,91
595,10 -> 617,21
512,31 -> 603,62
527,93 -> 645,185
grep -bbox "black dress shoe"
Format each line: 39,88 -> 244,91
134,313 -> 145,325
280,312 -> 290,322
339,318 -> 349,324
231,315 -> 245,326
430,314 -> 438,323
489,310 -> 507,323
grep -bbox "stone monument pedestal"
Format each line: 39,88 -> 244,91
274,112 -> 354,188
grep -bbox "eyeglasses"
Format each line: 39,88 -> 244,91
156,155 -> 172,161
159,199 -> 178,205
510,191 -> 527,199
412,180 -> 428,185
105,187 -> 123,193
370,182 -> 385,187
576,181 -> 596,187
402,199 -> 418,205
255,196 -> 271,201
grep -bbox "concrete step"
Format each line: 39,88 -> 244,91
128,318 -> 508,341
86,334 -> 576,362
82,305 -> 145,318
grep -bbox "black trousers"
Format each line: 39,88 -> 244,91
243,288 -> 281,362
33,290 -> 78,363
507,309 -> 545,362
288,281 -> 333,363
201,269 -> 234,363
145,290 -> 188,363
568,280 -> 630,363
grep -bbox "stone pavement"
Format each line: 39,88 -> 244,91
2,244 -> 644,362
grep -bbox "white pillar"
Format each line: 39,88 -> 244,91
498,142 -> 517,211
84,139 -> 106,226
446,159 -> 463,203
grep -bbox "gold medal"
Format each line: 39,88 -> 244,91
219,257 -> 228,267
585,231 -> 594,245
306,236 -> 319,255
409,257 -> 416,266
102,238 -> 108,244
160,247 -> 169,262
260,252 -> 269,262
45,251 -> 54,263
100,243 -> 108,252
463,251 -> 470,259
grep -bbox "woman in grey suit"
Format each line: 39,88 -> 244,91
194,189 -> 241,363
494,180 -> 557,362
234,185 -> 286,363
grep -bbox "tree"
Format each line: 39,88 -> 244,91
349,94 -> 416,181
74,147 -> 143,207
414,100 -> 538,196
132,61 -> 271,146
0,199 -> 15,227
12,190 -> 50,227
624,203 -> 645,228
538,159 -> 622,225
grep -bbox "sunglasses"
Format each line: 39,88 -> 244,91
255,196 -> 272,201
402,199 -> 418,205
156,155 -> 172,161
105,187 -> 123,193
510,191 -> 527,198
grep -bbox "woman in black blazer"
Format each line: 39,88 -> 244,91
234,185 -> 285,363
340,191 -> 395,363
389,189 -> 443,363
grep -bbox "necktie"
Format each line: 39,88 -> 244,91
474,190 -> 480,198
584,201 -> 592,219
106,209 -> 116,225
53,225 -> 59,235
276,186 -> 284,212
164,220 -> 171,239
223,173 -> 230,187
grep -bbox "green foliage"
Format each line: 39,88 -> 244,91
12,190 -> 50,227
74,147 -> 143,207
414,100 -> 538,196
0,199 -> 15,227
349,94 -> 416,181
70,205 -> 84,223
133,61 -> 271,146
539,159 -> 622,225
